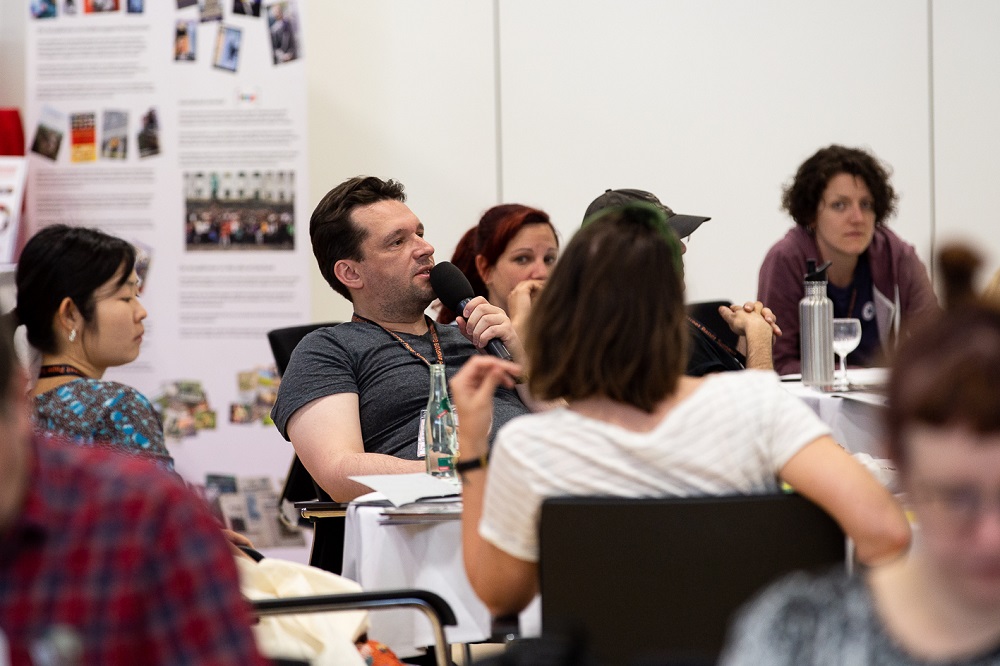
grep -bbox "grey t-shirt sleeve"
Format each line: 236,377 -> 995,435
271,327 -> 357,440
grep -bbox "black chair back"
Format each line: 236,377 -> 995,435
268,322 -> 339,375
267,322 -> 345,573
538,493 -> 846,665
686,300 -> 739,354
268,321 -> 339,506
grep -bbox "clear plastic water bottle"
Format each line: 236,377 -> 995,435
800,259 -> 835,390
425,364 -> 459,483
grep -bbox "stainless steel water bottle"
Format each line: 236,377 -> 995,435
799,259 -> 835,390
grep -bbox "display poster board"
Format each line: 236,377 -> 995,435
24,0 -> 310,552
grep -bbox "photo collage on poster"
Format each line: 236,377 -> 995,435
154,380 -> 217,440
199,474 -> 305,548
230,365 -> 279,425
32,0 -> 142,20
31,105 -> 160,163
174,0 -> 301,71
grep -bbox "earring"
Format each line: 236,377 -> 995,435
68,329 -> 77,343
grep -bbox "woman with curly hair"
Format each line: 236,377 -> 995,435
757,145 -> 939,375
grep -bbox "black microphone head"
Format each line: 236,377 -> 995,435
430,261 -> 475,313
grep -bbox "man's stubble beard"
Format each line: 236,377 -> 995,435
374,281 -> 435,323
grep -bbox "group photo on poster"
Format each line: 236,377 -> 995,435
184,170 -> 295,251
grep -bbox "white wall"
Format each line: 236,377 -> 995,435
304,0 -> 499,322
932,0 -> 1000,289
496,0 -> 933,303
0,0 -> 27,111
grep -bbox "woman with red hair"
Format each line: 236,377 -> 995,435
438,204 -> 558,339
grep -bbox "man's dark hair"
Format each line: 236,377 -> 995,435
527,203 -> 687,412
16,224 -> 136,354
782,145 -> 898,229
309,176 -> 406,301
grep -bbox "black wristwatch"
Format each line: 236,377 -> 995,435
455,453 -> 488,475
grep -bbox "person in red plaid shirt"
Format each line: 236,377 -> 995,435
0,319 -> 267,664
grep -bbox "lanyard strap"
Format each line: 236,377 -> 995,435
38,364 -> 88,379
351,314 -> 445,367
847,285 -> 858,318
687,315 -> 743,364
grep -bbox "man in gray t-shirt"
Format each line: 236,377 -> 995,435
272,322 -> 527,460
273,175 -> 531,501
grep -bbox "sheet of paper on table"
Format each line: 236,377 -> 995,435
348,472 -> 460,507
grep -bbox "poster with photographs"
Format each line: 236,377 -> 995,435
101,110 -> 128,160
69,112 -> 97,162
215,476 -> 305,548
31,0 -> 57,18
266,1 -> 300,65
84,0 -> 119,13
133,238 -> 153,292
232,0 -> 260,17
30,106 -> 65,161
175,19 -> 197,61
137,107 -> 160,158
155,379 -> 217,440
230,365 -> 278,425
199,0 -> 222,22
213,25 -> 242,72
25,0 -> 312,560
183,170 -> 294,251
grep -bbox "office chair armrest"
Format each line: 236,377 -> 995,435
491,614 -> 521,643
294,499 -> 350,519
252,589 -> 457,666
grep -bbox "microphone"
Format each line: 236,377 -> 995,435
430,261 -> 513,361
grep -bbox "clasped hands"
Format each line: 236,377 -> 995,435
718,301 -> 781,357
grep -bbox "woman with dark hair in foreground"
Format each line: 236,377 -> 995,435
450,202 -> 910,617
16,224 -> 171,467
723,245 -> 1000,665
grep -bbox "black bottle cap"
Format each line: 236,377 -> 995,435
805,259 -> 833,282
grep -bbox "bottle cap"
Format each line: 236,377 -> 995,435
804,259 -> 833,283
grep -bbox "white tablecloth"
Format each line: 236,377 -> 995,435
781,369 -> 888,457
341,496 -> 541,657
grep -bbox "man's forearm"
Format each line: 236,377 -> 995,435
318,453 -> 424,502
743,330 -> 775,370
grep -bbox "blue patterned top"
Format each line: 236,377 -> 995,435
34,379 -> 174,469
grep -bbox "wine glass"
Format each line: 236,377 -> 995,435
832,318 -> 862,391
